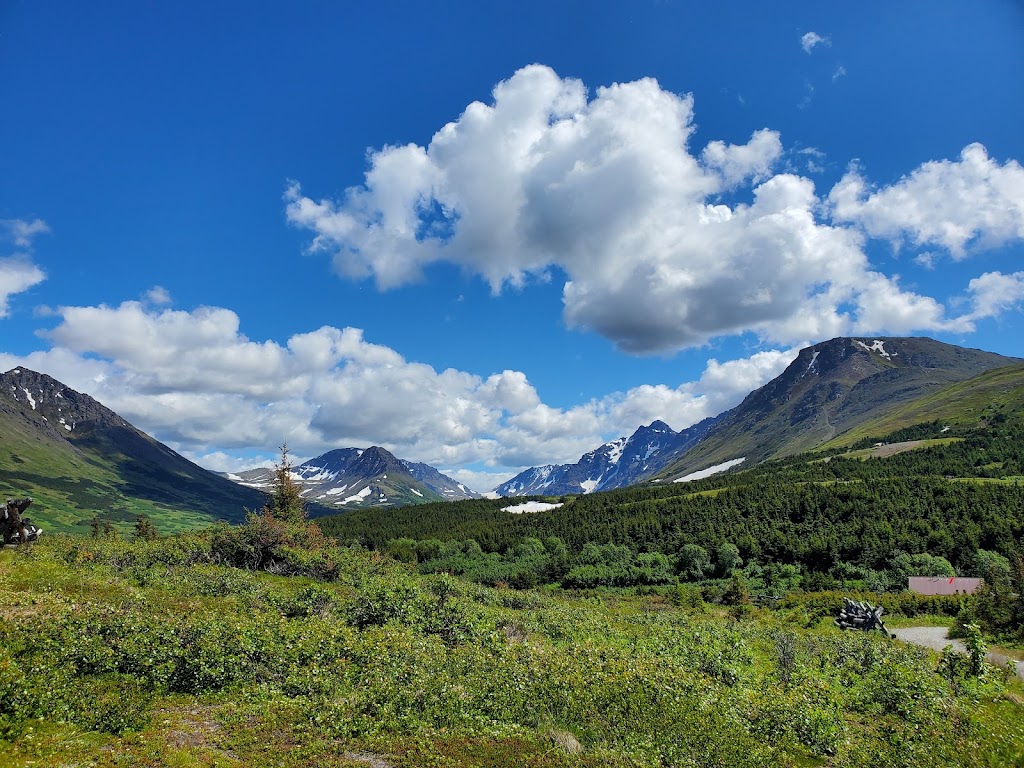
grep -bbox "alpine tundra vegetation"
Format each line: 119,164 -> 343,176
2,529 -> 1023,768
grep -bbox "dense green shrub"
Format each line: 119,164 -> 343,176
1,534 -> 1019,767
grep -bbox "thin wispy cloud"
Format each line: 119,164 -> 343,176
2,218 -> 50,249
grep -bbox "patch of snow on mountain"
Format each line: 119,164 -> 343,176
807,350 -> 820,374
457,483 -> 466,492
325,486 -> 349,496
579,479 -> 599,493
412,489 -> 423,497
21,388 -> 36,410
342,486 -> 373,504
299,469 -> 336,482
674,457 -> 746,483
854,339 -> 895,359
226,473 -> 243,482
607,438 -> 627,465
868,340 -> 893,358
502,501 -> 564,514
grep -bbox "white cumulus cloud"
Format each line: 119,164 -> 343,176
288,65 -> 1001,354
963,271 -> 1024,323
829,143 -> 1024,258
3,301 -> 805,490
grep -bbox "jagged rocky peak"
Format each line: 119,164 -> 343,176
493,414 -> 720,497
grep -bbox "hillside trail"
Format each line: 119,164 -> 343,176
891,626 -> 1024,680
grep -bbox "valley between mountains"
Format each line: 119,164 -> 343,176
2,335 -> 1021,531
3,334 -> 1024,767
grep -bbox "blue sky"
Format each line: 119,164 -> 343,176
2,1 -> 1023,491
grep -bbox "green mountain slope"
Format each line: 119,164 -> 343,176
655,337 -> 1020,481
821,362 -> 1024,449
1,368 -> 267,534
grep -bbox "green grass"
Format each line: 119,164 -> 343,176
2,532 -> 1023,768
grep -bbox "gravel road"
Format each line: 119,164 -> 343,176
891,626 -> 1023,679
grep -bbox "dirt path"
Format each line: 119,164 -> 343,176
891,626 -> 1024,679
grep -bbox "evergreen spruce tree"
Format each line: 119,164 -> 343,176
265,444 -> 306,524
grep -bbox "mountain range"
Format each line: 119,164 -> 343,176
228,446 -> 479,509
4,336 -> 1022,531
493,416 -> 718,497
496,337 -> 1021,496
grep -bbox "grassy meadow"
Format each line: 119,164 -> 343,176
2,526 -> 1023,768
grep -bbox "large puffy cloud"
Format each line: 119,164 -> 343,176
829,143 -> 1024,257
5,301 -> 796,490
287,66 -> 1012,354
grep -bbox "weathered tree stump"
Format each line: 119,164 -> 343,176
2,497 -> 41,545
834,597 -> 892,636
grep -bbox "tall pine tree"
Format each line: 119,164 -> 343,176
265,444 -> 306,524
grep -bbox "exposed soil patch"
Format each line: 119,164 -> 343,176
871,440 -> 925,458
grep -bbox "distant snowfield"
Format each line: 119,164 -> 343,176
502,501 -> 564,514
342,486 -> 373,504
674,457 -> 746,483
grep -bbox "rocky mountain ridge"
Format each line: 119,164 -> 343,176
494,415 -> 718,496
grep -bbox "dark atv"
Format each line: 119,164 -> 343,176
3,497 -> 42,545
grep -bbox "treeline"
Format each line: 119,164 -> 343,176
321,476 -> 1024,574
318,420 -> 1024,586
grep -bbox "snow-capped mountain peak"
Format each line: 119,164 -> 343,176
229,445 -> 479,509
493,415 -> 719,497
